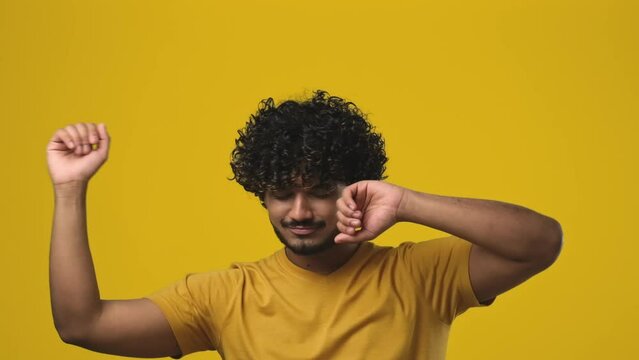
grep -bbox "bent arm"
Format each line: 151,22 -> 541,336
398,190 -> 562,263
49,181 -> 181,357
397,190 -> 563,303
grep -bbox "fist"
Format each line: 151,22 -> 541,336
46,123 -> 110,186
335,180 -> 407,243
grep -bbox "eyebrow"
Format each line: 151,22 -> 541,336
272,183 -> 336,193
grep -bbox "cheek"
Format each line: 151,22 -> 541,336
266,208 -> 284,225
319,204 -> 339,222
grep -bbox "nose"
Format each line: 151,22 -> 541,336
288,192 -> 313,221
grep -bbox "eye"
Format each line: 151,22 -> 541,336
310,187 -> 336,198
272,191 -> 292,200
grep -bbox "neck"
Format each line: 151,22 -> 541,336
285,242 -> 361,275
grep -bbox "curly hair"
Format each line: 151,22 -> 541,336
230,89 -> 388,202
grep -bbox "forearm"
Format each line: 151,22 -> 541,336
49,181 -> 102,340
398,190 -> 563,262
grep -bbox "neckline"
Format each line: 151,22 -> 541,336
275,242 -> 373,283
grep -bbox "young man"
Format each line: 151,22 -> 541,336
48,90 -> 563,359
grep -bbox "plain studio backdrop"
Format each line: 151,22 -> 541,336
1,0 -> 636,359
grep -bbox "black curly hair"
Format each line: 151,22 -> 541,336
230,89 -> 388,203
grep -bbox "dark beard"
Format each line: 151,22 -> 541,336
272,225 -> 341,256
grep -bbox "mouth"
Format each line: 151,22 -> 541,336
287,226 -> 320,236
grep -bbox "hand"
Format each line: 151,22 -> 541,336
334,180 -> 407,243
46,123 -> 110,187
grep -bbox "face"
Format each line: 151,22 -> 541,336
263,179 -> 346,256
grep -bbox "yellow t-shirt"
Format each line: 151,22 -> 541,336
145,236 -> 494,359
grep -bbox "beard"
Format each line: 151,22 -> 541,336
272,224 -> 341,256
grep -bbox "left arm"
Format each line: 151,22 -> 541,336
399,189 -> 563,303
335,181 -> 564,303
399,190 -> 563,264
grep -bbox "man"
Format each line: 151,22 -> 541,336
48,90 -> 563,359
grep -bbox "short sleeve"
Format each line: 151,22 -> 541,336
400,235 -> 495,325
144,272 -> 218,358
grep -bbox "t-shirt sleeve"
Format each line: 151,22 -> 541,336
144,272 -> 219,359
400,235 -> 495,325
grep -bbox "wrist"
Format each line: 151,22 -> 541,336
54,180 -> 88,199
397,188 -> 417,223
397,189 -> 439,225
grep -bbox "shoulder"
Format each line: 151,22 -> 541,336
395,236 -> 469,259
229,249 -> 279,271
171,268 -> 244,297
389,236 -> 472,281
225,250 -> 284,281
356,239 -> 463,268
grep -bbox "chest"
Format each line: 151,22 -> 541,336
218,270 -> 430,359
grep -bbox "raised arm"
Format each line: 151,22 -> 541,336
48,123 -> 181,357
335,180 -> 563,304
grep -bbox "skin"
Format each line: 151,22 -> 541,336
48,123 -> 181,357
47,122 -> 563,357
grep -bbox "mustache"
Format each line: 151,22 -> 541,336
282,219 -> 326,228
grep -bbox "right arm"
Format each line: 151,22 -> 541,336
48,123 -> 181,357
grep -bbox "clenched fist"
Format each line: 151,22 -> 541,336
46,122 -> 110,186
334,180 -> 407,243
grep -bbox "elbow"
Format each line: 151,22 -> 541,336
52,304 -> 102,346
57,327 -> 81,345
55,322 -> 90,346
537,218 -> 564,268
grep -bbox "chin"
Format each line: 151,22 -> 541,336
273,227 -> 340,256
286,239 -> 335,256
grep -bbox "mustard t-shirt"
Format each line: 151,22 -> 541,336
145,236 -> 494,359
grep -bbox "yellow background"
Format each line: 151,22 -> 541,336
1,0 -> 636,359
